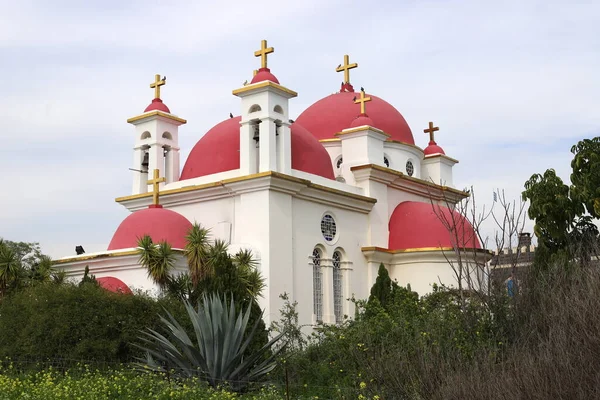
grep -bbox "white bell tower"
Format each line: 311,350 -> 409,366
127,75 -> 187,195
233,40 -> 297,175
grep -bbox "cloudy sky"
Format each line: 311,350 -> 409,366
1,0 -> 599,257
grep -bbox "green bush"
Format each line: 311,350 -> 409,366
0,365 -> 287,400
0,283 -> 190,364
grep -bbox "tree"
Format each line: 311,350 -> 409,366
368,263 -> 396,309
136,226 -> 269,356
522,137 -> 600,265
0,239 -> 59,297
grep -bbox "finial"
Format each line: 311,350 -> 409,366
423,121 -> 440,144
147,169 -> 166,206
149,74 -> 167,100
336,55 -> 358,85
254,39 -> 274,69
354,88 -> 372,115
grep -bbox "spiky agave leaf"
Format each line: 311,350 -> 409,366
135,293 -> 285,391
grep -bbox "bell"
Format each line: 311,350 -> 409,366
141,152 -> 149,169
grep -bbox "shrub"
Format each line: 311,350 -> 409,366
0,283 -> 190,364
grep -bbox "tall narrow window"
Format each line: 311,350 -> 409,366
312,248 -> 323,322
332,251 -> 343,323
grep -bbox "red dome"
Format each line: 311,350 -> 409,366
97,277 -> 133,295
295,91 -> 414,144
388,201 -> 481,250
144,98 -> 171,113
180,117 -> 334,180
424,142 -> 445,156
350,114 -> 374,128
107,206 -> 192,250
251,68 -> 279,84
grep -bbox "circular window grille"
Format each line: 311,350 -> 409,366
406,160 -> 414,177
321,214 -> 337,242
336,157 -> 343,169
383,156 -> 390,168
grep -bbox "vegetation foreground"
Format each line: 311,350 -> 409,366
0,365 -> 286,400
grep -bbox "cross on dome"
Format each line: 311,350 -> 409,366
254,40 -> 274,69
354,89 -> 372,115
147,169 -> 166,206
149,74 -> 166,100
424,121 -> 440,144
336,55 -> 358,84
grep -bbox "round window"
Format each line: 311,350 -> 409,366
406,160 -> 414,177
320,214 -> 337,242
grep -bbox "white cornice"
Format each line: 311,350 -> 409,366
351,164 -> 468,203
117,172 -> 376,214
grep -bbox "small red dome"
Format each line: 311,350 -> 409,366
180,117 -> 334,180
350,114 -> 374,128
296,91 -> 414,144
251,68 -> 279,84
389,201 -> 481,250
107,206 -> 192,250
144,98 -> 171,113
424,142 -> 445,156
97,277 -> 133,295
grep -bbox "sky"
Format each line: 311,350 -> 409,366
1,0 -> 599,258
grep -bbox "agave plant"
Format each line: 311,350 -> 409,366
136,294 -> 284,391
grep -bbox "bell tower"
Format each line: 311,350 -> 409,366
233,40 -> 297,175
127,74 -> 187,195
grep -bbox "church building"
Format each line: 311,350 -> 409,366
55,40 -> 489,326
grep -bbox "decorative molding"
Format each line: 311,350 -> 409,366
126,111 -> 187,125
350,164 -> 468,202
232,81 -> 298,98
423,153 -> 459,164
335,126 -> 389,138
116,171 -> 377,213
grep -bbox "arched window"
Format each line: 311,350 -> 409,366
141,131 -> 151,140
332,250 -> 343,323
273,105 -> 284,114
249,104 -> 262,113
312,248 -> 323,322
162,131 -> 173,140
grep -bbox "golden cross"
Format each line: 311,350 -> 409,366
423,121 -> 440,142
354,89 -> 371,115
254,40 -> 274,69
147,168 -> 166,206
149,74 -> 166,99
336,55 -> 358,84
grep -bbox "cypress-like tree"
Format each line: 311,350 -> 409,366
368,263 -> 394,309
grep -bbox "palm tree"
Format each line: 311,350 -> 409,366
137,226 -> 265,304
0,240 -> 23,296
184,224 -> 211,286
137,235 -> 175,289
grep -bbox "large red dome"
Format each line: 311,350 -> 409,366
389,202 -> 481,250
295,91 -> 414,144
180,116 -> 334,180
107,206 -> 192,250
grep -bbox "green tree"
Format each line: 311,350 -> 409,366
0,239 -> 58,297
137,225 -> 269,356
522,137 -> 600,264
368,263 -> 396,309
